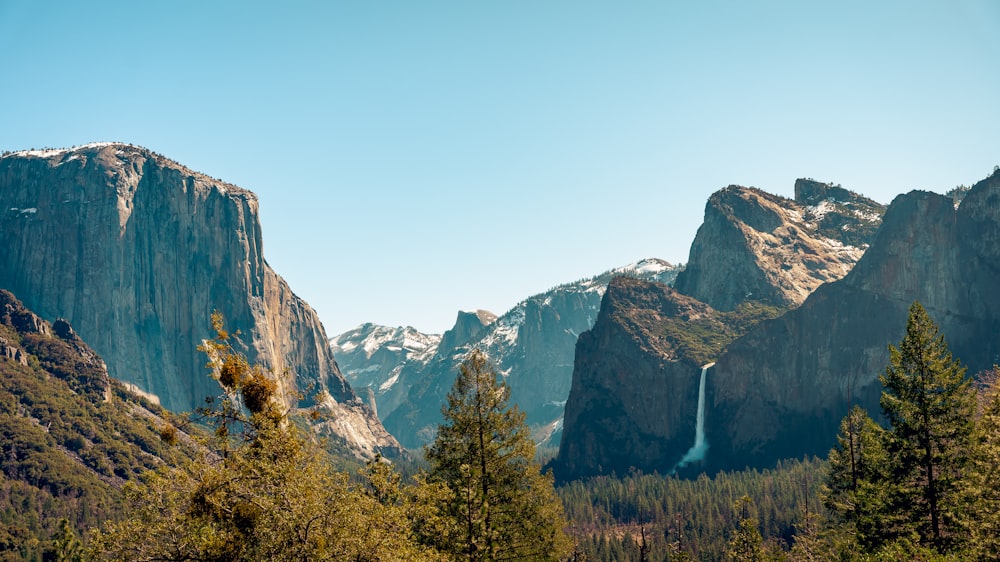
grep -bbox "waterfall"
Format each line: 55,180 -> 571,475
673,362 -> 715,472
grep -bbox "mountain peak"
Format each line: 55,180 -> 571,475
674,181 -> 884,311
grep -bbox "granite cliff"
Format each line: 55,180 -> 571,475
674,180 -> 882,311
555,180 -> 886,479
708,169 -> 1000,470
0,143 -> 400,458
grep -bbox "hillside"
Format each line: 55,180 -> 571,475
0,289 -> 202,559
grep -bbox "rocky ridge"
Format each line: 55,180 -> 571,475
555,180 -> 887,480
674,180 -> 882,311
332,324 -> 443,418
0,288 -> 206,550
0,143 -> 401,459
707,170 -> 1000,470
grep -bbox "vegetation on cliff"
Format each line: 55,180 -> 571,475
655,300 -> 786,367
0,290 -> 202,561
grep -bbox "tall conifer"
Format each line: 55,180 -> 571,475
425,349 -> 570,561
823,405 -> 889,550
878,301 -> 975,550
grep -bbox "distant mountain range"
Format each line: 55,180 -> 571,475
332,259 -> 681,449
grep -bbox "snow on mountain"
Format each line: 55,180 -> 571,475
332,323 -> 440,394
334,257 -> 683,450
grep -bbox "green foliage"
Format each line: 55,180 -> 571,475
878,302 -> 975,550
0,293 -> 201,560
425,349 -> 572,561
89,313 -> 441,561
725,496 -> 771,562
559,458 -> 825,561
820,302 -> 985,560
963,367 -> 1000,561
656,301 -> 785,366
822,406 -> 889,550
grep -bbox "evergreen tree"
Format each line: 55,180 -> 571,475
822,405 -> 889,550
425,349 -> 571,561
878,302 -> 975,551
725,496 -> 766,562
965,367 -> 1000,560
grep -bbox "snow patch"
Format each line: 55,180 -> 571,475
379,373 -> 400,392
852,208 -> 882,222
6,142 -> 120,159
806,199 -> 836,222
336,339 -> 358,353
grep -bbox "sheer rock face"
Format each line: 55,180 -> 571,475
555,180 -> 884,480
0,143 -> 401,458
674,182 -> 883,311
380,309 -> 498,448
555,277 -> 717,481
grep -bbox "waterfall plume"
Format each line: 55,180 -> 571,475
673,362 -> 714,472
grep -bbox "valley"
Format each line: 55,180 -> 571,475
3,143 -> 1000,560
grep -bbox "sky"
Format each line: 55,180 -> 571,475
1,1 -> 998,336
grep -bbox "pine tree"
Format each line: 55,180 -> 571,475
822,405 -> 889,550
726,496 -> 765,562
878,302 -> 975,551
965,367 -> 1000,560
425,349 -> 571,561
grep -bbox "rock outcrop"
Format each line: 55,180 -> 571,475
0,288 -> 111,400
0,288 -> 214,546
0,143 -> 401,458
674,182 -> 883,311
555,180 -> 885,479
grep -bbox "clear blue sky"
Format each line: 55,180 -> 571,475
2,1 -> 998,335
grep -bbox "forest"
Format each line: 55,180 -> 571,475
4,302 -> 1000,561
